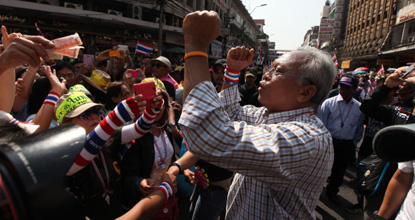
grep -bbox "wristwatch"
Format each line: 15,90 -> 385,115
168,122 -> 176,127
373,211 -> 387,220
168,161 -> 183,174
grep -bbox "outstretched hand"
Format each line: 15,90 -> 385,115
183,11 -> 221,52
227,46 -> 255,72
44,65 -> 66,95
385,69 -> 406,89
0,25 -> 54,68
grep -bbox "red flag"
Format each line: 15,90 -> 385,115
377,65 -> 385,76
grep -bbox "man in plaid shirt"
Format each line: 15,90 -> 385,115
178,11 -> 337,219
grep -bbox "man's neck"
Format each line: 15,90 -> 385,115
245,84 -> 254,89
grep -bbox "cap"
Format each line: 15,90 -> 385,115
152,56 -> 172,71
55,92 -> 102,124
213,59 -> 227,68
245,68 -> 257,78
68,84 -> 92,97
339,75 -> 358,87
140,78 -> 171,108
80,70 -> 111,94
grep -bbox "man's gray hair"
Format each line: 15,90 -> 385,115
292,46 -> 337,105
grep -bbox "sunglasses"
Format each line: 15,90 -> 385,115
152,63 -> 167,68
78,107 -> 104,121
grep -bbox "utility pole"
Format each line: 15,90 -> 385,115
158,0 -> 165,56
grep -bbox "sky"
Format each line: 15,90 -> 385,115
242,0 -> 327,50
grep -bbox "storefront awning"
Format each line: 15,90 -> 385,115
341,60 -> 352,69
377,59 -> 395,65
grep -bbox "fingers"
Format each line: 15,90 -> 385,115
247,48 -> 255,62
18,36 -> 51,61
132,94 -> 143,102
23,35 -> 55,49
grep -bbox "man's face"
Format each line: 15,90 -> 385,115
245,75 -> 256,87
58,67 -> 76,88
73,62 -> 83,74
212,65 -> 225,86
258,55 -> 304,112
152,61 -> 170,78
339,84 -> 355,102
141,58 -> 153,77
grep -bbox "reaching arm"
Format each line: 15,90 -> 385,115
12,65 -> 38,113
0,26 -> 54,112
31,65 -> 66,132
377,168 -> 413,219
117,172 -> 177,220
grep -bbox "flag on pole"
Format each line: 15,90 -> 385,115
332,54 -> 338,66
339,69 -> 344,75
257,45 -> 263,64
377,65 -> 385,76
135,42 -> 153,55
35,23 -> 45,37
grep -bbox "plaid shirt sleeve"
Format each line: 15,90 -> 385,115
219,84 -> 266,125
179,81 -> 321,187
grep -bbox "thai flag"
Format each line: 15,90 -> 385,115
339,69 -> 344,75
377,65 -> 385,76
179,57 -> 184,65
135,42 -> 153,55
232,42 -> 236,48
332,54 -> 338,66
257,45 -> 263,64
35,23 -> 44,37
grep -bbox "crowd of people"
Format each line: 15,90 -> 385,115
1,10 -> 415,220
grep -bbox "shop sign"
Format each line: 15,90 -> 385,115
0,14 -> 26,24
210,42 -> 222,58
319,34 -> 333,40
397,10 -> 415,24
320,19 -> 334,26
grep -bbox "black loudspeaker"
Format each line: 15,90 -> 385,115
0,124 -> 86,220
373,123 -> 415,163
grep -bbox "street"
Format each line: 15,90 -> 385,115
316,165 -> 363,220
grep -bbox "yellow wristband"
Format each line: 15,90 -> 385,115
184,51 -> 208,60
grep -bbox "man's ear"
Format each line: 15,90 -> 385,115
297,85 -> 317,103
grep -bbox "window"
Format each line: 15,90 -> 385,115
186,0 -> 193,8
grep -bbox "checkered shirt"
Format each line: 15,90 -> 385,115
179,81 -> 334,219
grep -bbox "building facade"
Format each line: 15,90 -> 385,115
0,0 -> 261,63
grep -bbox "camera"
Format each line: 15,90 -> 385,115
373,123 -> 415,162
0,124 -> 86,219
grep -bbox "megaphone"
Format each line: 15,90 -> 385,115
0,124 -> 86,220
373,123 -> 415,163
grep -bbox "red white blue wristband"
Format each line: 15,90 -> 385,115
43,91 -> 60,106
224,67 -> 240,85
157,181 -> 173,202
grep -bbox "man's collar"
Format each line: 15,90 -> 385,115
266,107 -> 315,124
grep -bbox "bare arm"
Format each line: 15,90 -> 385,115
167,151 -> 199,175
12,65 -> 39,113
0,26 -> 54,112
31,65 -> 66,132
221,47 -> 254,91
182,11 -> 220,102
116,172 -> 177,220
377,169 -> 413,218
